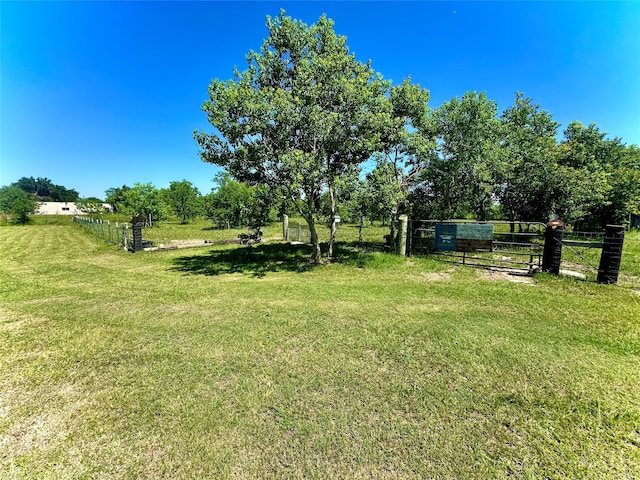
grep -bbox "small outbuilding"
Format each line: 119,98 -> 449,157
34,202 -> 112,215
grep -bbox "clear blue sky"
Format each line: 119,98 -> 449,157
2,1 -> 639,199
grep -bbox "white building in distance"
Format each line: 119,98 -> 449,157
35,202 -> 113,215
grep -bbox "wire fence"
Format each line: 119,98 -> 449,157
73,216 -> 132,249
407,220 -> 640,287
289,222 -> 311,243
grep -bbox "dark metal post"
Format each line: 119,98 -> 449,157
542,220 -> 564,274
597,225 -> 625,284
132,215 -> 143,252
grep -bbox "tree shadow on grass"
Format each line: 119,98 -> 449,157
170,243 -> 319,278
169,242 -> 388,278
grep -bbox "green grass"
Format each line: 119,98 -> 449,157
138,217 -> 390,246
1,224 -> 639,478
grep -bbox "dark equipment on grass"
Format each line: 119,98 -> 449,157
238,228 -> 263,246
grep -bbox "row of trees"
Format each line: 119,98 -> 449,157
104,175 -> 276,227
0,177 -> 105,224
412,92 -> 640,231
10,177 -> 79,202
0,174 -> 276,227
195,11 -> 640,262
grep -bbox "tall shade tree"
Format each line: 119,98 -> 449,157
203,173 -> 256,229
496,93 -> 559,228
416,92 -> 500,220
610,145 -> 640,227
374,80 -> 431,239
555,121 -> 616,227
556,121 -> 640,229
166,180 -> 202,224
105,185 -> 131,213
0,186 -> 38,224
194,11 -> 406,263
12,176 -> 79,202
365,156 -> 407,226
121,183 -> 168,226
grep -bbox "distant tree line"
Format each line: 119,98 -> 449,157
0,177 -> 81,224
0,174 -> 279,227
0,176 -> 113,224
10,177 -> 80,202
104,176 -> 278,227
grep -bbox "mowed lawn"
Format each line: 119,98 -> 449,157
1,224 -> 639,479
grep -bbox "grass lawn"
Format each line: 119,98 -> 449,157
1,223 -> 639,478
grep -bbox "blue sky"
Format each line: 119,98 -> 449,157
2,1 -> 639,199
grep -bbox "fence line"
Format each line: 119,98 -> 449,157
290,222 -> 311,243
406,219 -> 639,286
73,216 -> 132,250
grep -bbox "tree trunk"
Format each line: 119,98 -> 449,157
327,184 -> 337,259
307,216 -> 322,264
388,207 -> 399,252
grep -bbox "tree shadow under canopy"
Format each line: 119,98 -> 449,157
169,242 -> 386,278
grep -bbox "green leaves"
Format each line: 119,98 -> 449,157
0,185 -> 38,224
413,92 -> 499,220
120,183 -> 169,226
195,11 -> 412,262
203,173 -> 274,229
166,180 -> 202,224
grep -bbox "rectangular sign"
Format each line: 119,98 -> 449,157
456,239 -> 493,252
435,223 -> 494,252
435,224 -> 457,251
457,224 -> 494,241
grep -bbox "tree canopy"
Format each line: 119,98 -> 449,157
195,11 -> 423,262
11,177 -> 79,202
0,186 -> 38,224
166,180 -> 202,224
203,172 -> 274,229
121,183 -> 168,226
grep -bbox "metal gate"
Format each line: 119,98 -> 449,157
409,220 -> 547,274
409,220 -> 635,285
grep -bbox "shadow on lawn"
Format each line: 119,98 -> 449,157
170,242 -> 385,278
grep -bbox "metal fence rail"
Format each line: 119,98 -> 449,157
73,216 -> 132,249
408,219 -> 640,286
409,220 -> 547,273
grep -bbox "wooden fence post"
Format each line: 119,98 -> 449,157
597,225 -> 625,284
283,214 -> 289,241
397,214 -> 408,257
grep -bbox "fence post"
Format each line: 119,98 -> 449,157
283,214 -> 289,241
542,220 -> 564,274
132,215 -> 143,252
397,214 -> 408,257
597,225 -> 625,284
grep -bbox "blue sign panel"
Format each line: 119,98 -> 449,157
457,223 -> 493,241
435,224 -> 457,251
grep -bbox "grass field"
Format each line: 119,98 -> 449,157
1,222 -> 639,478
